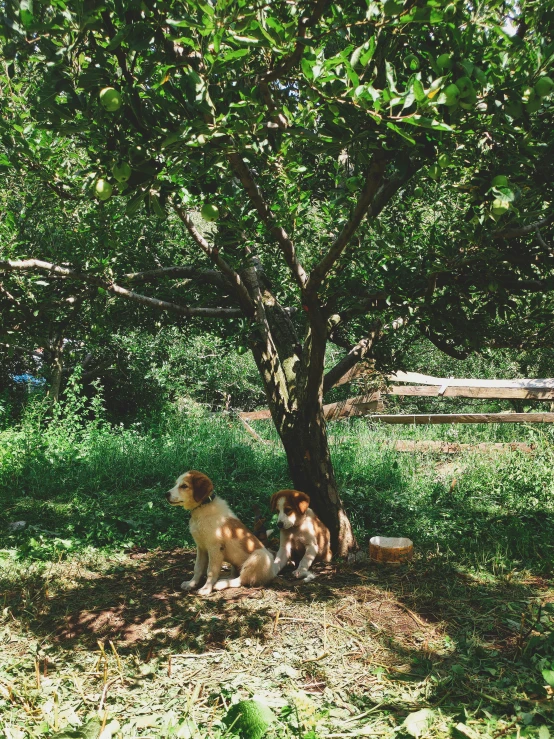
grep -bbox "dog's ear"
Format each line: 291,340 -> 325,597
188,471 -> 214,502
294,491 -> 310,514
270,492 -> 282,512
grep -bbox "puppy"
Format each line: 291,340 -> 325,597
166,470 -> 274,596
270,489 -> 332,581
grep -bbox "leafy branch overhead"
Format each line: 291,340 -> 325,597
0,1 -> 551,338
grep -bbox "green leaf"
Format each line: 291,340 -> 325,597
126,190 -> 146,217
301,57 -> 313,80
360,37 -> 377,66
386,121 -> 416,144
222,48 -> 250,61
403,114 -> 453,131
385,61 -> 397,92
542,668 -> 554,687
413,79 -> 426,102
20,0 -> 34,28
49,718 -> 102,739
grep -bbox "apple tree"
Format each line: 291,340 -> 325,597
0,0 -> 553,553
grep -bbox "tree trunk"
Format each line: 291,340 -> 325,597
245,266 -> 357,557
47,336 -> 64,403
278,406 -> 357,557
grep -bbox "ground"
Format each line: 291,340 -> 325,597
2,411 -> 554,738
1,545 -> 553,738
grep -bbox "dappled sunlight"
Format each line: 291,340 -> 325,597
1,545 -> 553,737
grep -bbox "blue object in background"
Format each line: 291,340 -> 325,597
11,374 -> 46,387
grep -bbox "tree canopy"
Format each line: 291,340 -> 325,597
1,0 -> 553,551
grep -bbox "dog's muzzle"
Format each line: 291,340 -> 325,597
277,521 -> 284,529
166,491 -> 178,504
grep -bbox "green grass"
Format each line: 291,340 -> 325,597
1,396 -> 554,573
1,396 -> 554,738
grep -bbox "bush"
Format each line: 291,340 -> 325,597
100,328 -> 265,420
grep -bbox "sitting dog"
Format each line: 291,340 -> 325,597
270,489 -> 332,581
166,470 -> 275,596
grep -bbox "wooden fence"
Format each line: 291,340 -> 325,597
239,371 -> 554,425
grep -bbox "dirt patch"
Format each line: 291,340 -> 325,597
1,549 -> 552,738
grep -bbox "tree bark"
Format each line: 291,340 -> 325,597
47,335 -> 64,403
245,272 -> 357,556
278,406 -> 357,557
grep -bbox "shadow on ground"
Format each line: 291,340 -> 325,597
2,547 -> 551,660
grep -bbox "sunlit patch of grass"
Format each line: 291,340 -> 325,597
2,403 -> 554,574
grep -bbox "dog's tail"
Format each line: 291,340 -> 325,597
240,547 -> 275,587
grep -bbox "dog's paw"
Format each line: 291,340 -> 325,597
181,580 -> 198,591
292,568 -> 309,579
197,584 -> 214,596
213,579 -> 229,591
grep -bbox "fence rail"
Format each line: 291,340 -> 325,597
355,411 -> 554,424
238,370 -> 554,426
386,385 -> 554,399
389,370 -> 554,390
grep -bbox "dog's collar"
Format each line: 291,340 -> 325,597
192,492 -> 216,510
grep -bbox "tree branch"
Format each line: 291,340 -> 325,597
419,326 -> 470,360
307,153 -> 388,292
123,265 -> 226,289
0,259 -> 242,318
323,321 -> 381,394
309,157 -> 424,294
22,157 -> 81,201
227,152 -> 308,289
334,289 -> 388,325
0,342 -> 43,362
259,82 -> 288,129
323,316 -> 409,394
492,211 -> 554,239
173,204 -> 255,315
262,0 -> 331,83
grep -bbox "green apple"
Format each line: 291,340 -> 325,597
428,163 -> 441,180
525,97 -> 541,113
443,83 -> 460,105
414,186 -> 424,197
492,175 -> 508,188
436,53 -> 453,70
95,179 -> 113,201
534,76 -> 554,98
491,197 -> 510,217
459,91 -> 477,109
201,203 -> 219,222
223,700 -> 275,739
112,161 -> 132,182
455,77 -> 474,98
438,153 -> 450,168
404,54 -> 419,71
99,87 -> 122,112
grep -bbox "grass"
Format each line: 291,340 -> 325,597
1,394 -> 554,737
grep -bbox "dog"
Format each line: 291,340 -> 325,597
270,489 -> 332,581
166,470 -> 275,596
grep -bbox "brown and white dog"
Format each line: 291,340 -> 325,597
270,489 -> 332,581
166,470 -> 274,596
